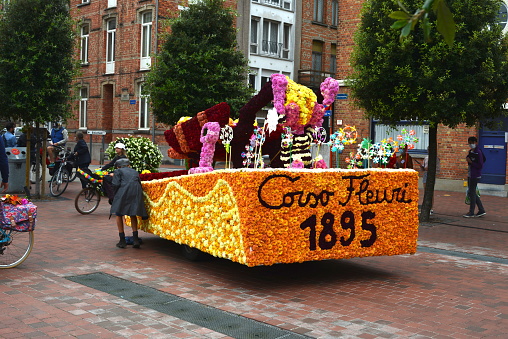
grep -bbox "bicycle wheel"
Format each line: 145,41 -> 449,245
0,229 -> 34,268
30,162 -> 42,184
75,187 -> 101,214
49,168 -> 69,197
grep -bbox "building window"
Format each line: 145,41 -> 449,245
249,73 -> 256,90
282,0 -> 292,10
250,17 -> 259,54
82,0 -> 90,4
108,0 -> 116,8
313,0 -> 324,23
330,43 -> 336,74
282,24 -> 290,59
106,18 -> 116,74
331,0 -> 338,26
260,76 -> 270,88
262,20 -> 280,56
140,11 -> 152,70
372,121 -> 428,152
80,24 -> 89,64
311,40 -> 323,84
139,83 -> 150,129
498,1 -> 508,33
79,87 -> 88,129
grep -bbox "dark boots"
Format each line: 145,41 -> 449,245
132,231 -> 140,248
116,232 -> 126,248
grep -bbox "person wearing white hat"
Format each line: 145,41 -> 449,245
101,142 -> 127,171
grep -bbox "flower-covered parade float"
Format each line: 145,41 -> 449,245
136,75 -> 419,266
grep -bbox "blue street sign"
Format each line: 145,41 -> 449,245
129,99 -> 137,105
324,110 -> 332,117
336,93 -> 348,100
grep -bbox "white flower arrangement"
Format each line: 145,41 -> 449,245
106,136 -> 163,173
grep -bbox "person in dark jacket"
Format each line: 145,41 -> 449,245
0,135 -> 9,192
101,142 -> 128,202
69,132 -> 91,188
463,136 -> 486,218
110,158 -> 147,249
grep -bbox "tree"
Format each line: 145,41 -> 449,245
144,0 -> 252,125
0,0 -> 78,197
0,0 -> 78,124
349,0 -> 508,221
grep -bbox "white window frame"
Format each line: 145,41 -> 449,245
82,0 -> 90,4
250,17 -> 259,54
140,11 -> 152,70
106,18 -> 116,74
79,87 -> 88,129
108,0 -> 117,8
80,24 -> 89,64
313,0 -> 324,23
282,24 -> 290,59
138,83 -> 150,130
262,20 -> 280,56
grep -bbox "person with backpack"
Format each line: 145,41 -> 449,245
463,136 -> 486,218
47,122 -> 68,168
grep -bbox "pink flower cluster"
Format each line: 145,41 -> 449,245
320,77 -> 339,107
189,122 -> 221,174
271,74 -> 288,115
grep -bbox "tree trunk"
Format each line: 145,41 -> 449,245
420,125 -> 438,222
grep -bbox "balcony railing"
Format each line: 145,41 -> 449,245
298,69 -> 336,89
261,40 -> 289,59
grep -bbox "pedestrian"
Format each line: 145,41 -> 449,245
3,122 -> 17,147
101,142 -> 127,171
0,134 -> 9,192
395,144 -> 414,169
69,132 -> 91,189
101,142 -> 128,203
463,136 -> 486,218
110,158 -> 147,249
47,122 -> 68,167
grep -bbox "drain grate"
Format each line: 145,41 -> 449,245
66,272 -> 312,339
418,246 -> 508,265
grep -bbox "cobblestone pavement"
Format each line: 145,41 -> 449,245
0,176 -> 506,338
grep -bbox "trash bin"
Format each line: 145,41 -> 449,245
5,147 -> 27,193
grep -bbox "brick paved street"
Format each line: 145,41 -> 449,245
0,175 -> 506,338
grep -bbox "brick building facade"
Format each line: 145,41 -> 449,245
67,0 -> 507,190
68,0 -> 177,161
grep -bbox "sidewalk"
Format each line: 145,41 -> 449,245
2,169 -> 507,338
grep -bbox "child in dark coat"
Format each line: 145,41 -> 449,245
110,158 -> 148,248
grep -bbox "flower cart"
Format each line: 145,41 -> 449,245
138,168 -> 419,267
135,75 -> 419,266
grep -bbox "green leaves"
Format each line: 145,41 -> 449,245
433,0 -> 455,46
144,0 -> 252,125
0,0 -> 78,124
389,0 -> 455,46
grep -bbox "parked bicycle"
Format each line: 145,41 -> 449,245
0,219 -> 34,269
75,168 -> 108,214
48,146 -> 74,197
30,145 -> 77,184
